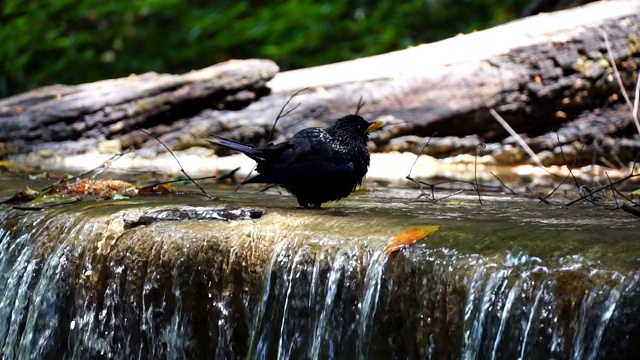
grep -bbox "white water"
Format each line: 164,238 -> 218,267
0,207 -> 639,359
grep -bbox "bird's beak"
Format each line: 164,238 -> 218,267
366,119 -> 384,133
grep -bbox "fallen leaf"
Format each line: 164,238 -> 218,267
138,183 -> 175,196
384,225 -> 441,255
1,186 -> 40,204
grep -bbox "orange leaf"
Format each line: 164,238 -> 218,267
138,183 -> 175,196
384,225 -> 441,255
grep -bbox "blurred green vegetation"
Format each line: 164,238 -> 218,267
1,0 -> 534,98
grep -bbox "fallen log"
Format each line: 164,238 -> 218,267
116,1 -> 637,166
0,59 -> 278,153
218,0 -> 640,166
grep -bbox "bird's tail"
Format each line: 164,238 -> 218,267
208,135 -> 265,161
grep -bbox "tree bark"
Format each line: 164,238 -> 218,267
255,0 -> 640,166
0,59 -> 278,153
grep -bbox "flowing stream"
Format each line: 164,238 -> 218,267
0,186 -> 638,359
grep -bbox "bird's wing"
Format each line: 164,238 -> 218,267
282,128 -> 348,166
250,128 -> 354,187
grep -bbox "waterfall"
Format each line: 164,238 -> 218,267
0,204 -> 639,359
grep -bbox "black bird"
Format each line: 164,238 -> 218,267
209,114 -> 383,208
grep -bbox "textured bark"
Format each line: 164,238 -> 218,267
0,59 -> 278,153
252,0 -> 640,165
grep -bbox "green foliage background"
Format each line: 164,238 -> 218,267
1,0 -> 532,98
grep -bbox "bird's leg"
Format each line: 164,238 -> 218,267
296,197 -> 322,209
297,198 -> 310,208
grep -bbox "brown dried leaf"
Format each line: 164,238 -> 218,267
384,225 -> 441,255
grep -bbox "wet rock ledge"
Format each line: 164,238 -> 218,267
1,192 -> 639,359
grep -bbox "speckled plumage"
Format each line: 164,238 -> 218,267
209,114 -> 375,207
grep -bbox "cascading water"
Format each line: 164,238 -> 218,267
0,198 -> 639,359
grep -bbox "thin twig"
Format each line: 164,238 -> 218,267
602,28 -> 640,135
148,175 -> 218,187
489,171 -> 518,195
405,176 -> 430,199
555,132 -> 579,186
14,198 -> 82,211
602,166 -> 640,206
432,189 -> 465,203
537,133 -> 580,203
474,143 -> 485,205
415,179 -> 503,192
489,108 -> 544,168
235,169 -> 255,192
259,184 -> 278,193
266,88 -> 308,144
611,188 -> 640,207
604,172 -> 620,209
540,140 -> 588,203
566,172 -> 640,206
634,72 -> 640,135
610,152 -> 627,169
406,140 -> 431,180
415,188 -> 489,204
215,167 -> 241,184
65,153 -> 125,181
599,156 -> 617,169
405,135 -> 436,198
355,96 -> 366,115
137,128 -> 212,199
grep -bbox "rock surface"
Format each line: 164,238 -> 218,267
1,187 -> 639,358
